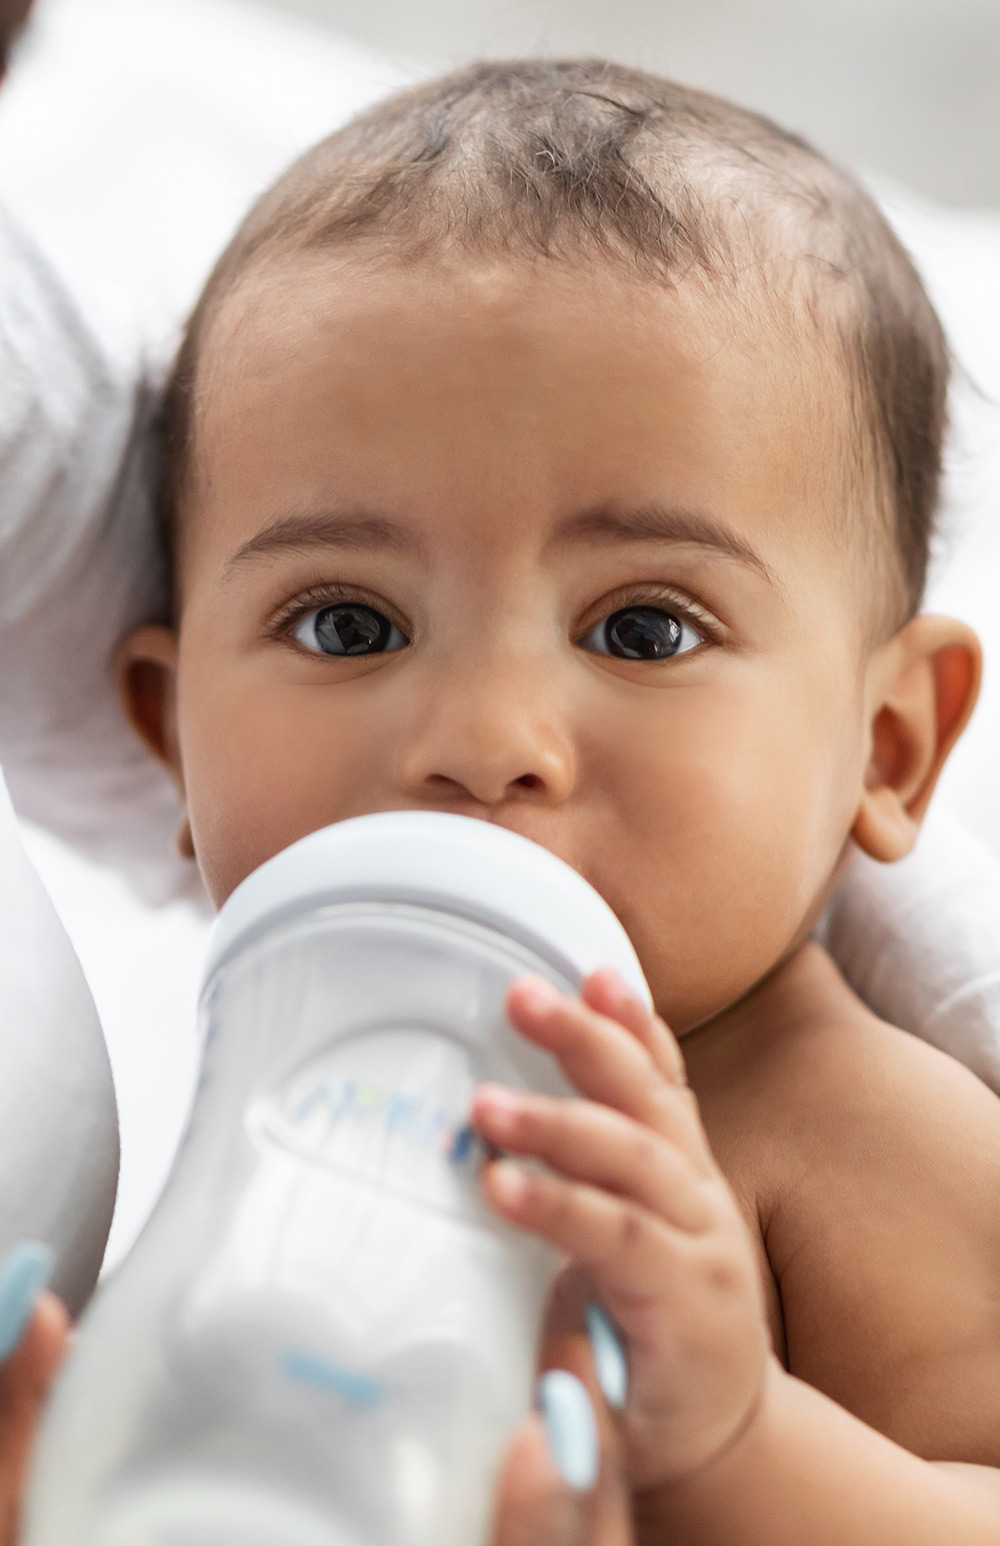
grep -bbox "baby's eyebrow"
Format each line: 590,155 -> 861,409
552,503 -> 778,583
224,509 -> 420,576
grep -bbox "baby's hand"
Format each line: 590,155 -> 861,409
473,969 -> 770,1493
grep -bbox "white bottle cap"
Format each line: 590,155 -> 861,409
204,812 -> 651,1005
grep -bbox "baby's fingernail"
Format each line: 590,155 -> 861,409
586,1303 -> 628,1411
476,1085 -> 521,1131
600,966 -> 634,1000
538,1370 -> 599,1490
516,977 -> 561,1013
489,1159 -> 530,1207
477,1084 -> 521,1113
0,1241 -> 54,1361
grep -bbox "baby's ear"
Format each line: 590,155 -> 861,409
852,615 -> 981,863
116,625 -> 182,782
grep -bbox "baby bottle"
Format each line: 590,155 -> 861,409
0,769 -> 118,1316
24,811 -> 648,1546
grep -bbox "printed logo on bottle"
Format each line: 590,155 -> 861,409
249,1026 -> 489,1214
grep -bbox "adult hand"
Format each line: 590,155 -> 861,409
492,1367 -> 633,1546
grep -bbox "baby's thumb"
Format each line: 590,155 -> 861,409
492,1371 -> 631,1546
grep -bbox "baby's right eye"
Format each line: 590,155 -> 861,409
292,603 -> 409,657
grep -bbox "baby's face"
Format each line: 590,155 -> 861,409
165,254 -> 875,1030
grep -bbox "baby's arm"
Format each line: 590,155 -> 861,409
473,971 -> 1000,1545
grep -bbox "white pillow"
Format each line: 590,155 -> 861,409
824,806 -> 1000,1094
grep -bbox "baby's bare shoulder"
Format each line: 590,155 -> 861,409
744,945 -> 1000,1461
763,953 -> 1000,1192
695,942 -> 1000,1204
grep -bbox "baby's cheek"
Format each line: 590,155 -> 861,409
177,683 -> 306,904
605,731 -> 846,1031
184,754 -> 280,907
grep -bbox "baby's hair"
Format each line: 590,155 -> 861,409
161,58 -> 948,625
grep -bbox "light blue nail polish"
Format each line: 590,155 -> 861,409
538,1369 -> 599,1490
0,1241 -> 54,1361
586,1303 -> 628,1411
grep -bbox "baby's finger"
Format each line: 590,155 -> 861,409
473,1086 -> 713,1232
581,969 -> 687,1088
505,979 -> 712,1175
484,1159 -> 686,1298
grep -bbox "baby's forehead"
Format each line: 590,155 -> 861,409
204,245 -> 847,436
203,248 -> 835,450
185,250 -> 874,612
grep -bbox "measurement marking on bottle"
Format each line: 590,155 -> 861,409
287,1078 -> 483,1166
281,1348 -> 385,1409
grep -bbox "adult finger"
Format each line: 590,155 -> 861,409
491,1401 -> 594,1546
0,1291 -> 69,1546
492,1373 -> 632,1546
0,1245 -> 54,1366
537,1270 -> 631,1417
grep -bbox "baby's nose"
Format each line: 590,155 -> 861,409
396,665 -> 576,808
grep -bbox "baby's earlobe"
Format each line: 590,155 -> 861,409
854,617 -> 981,864
851,786 -> 918,864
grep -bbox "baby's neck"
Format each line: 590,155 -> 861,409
681,941 -> 867,1099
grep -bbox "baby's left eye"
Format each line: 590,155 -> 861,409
580,605 -> 703,661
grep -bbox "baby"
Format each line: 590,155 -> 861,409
106,58 -> 1000,1544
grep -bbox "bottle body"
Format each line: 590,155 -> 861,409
26,902 -> 572,1546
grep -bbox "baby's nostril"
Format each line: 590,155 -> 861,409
517,774 -> 541,790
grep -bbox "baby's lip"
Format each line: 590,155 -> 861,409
456,808 -> 584,871
389,800 -> 552,848
373,801 -> 611,910
487,811 -> 616,890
